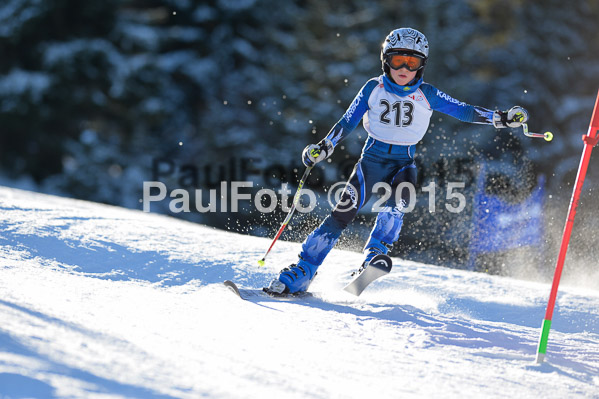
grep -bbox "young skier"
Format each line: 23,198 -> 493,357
267,27 -> 529,294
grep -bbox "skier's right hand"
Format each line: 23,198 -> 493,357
302,138 -> 334,167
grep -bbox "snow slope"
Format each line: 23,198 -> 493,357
0,186 -> 598,399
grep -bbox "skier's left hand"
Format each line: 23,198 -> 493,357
493,106 -> 529,128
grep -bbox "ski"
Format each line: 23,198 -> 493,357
343,254 -> 392,296
223,280 -> 313,301
223,280 -> 244,298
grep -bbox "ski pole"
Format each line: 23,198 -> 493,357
522,123 -> 553,141
258,165 -> 313,266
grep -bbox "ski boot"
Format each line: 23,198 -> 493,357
265,258 -> 318,295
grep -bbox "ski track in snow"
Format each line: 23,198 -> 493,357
0,186 -> 598,398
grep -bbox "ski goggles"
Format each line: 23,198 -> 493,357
385,52 -> 426,71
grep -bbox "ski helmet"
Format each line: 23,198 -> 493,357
381,28 -> 429,80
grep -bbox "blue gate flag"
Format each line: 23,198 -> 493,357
469,163 -> 545,270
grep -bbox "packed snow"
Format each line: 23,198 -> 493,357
0,186 -> 598,398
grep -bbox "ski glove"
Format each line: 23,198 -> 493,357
493,106 -> 529,128
302,138 -> 334,167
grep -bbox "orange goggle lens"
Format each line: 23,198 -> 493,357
386,54 -> 424,71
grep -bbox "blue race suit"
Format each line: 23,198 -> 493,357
278,74 -> 495,293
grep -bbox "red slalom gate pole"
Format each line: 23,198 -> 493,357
535,90 -> 599,364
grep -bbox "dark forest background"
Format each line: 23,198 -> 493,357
1,0 -> 598,284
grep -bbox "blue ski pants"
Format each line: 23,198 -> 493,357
299,136 -> 417,269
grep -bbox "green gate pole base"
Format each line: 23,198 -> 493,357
535,319 -> 552,364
